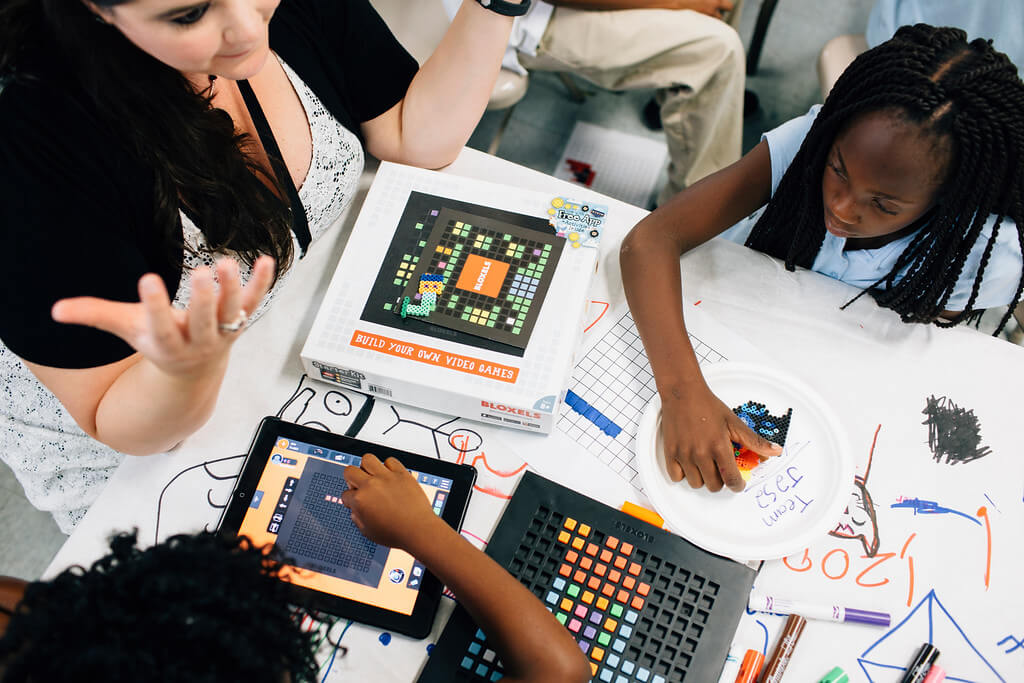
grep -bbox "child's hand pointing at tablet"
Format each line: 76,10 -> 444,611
341,453 -> 441,551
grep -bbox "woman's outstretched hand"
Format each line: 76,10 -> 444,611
51,256 -> 275,379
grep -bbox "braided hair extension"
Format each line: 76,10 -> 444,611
745,24 -> 1024,334
0,531 -> 321,683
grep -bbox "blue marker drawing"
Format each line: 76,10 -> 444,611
983,494 -> 999,512
379,632 -> 392,646
756,619 -> 769,655
858,590 -> 1004,682
997,635 -> 1023,654
890,498 -> 982,526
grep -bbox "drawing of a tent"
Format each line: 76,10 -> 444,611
858,590 -> 1005,682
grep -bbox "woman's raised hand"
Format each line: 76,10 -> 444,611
51,256 -> 275,378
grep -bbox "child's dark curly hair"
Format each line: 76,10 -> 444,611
746,24 -> 1024,333
0,531 -> 321,682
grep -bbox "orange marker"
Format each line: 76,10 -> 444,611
734,649 -> 764,683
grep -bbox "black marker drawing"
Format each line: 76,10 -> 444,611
154,375 -> 371,543
922,395 -> 992,465
382,405 -> 483,461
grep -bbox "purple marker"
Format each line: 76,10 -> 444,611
748,594 -> 891,627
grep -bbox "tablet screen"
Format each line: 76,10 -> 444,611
237,435 -> 452,616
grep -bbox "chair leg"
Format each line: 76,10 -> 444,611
486,106 -> 517,156
746,0 -> 781,76
556,72 -> 587,103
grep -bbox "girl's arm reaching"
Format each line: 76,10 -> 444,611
619,141 -> 780,493
342,454 -> 591,683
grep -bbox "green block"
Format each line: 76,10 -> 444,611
567,584 -> 580,598
512,328 -> 521,334
487,320 -> 495,327
610,604 -> 624,618
418,240 -> 426,248
539,258 -> 547,265
383,303 -> 392,311
555,612 -> 568,625
415,222 -> 423,230
512,304 -> 520,311
392,278 -> 403,286
503,234 -> 512,241
413,256 -> 420,263
447,302 -> 456,308
543,244 -> 551,251
461,313 -> 470,320
402,254 -> 411,261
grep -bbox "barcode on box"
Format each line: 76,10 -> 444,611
367,384 -> 393,397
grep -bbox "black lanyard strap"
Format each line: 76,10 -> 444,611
237,78 -> 312,256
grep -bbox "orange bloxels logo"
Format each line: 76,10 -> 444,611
454,253 -> 509,298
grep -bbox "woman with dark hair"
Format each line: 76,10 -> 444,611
0,455 -> 591,682
0,0 -> 523,532
620,24 -> 1024,493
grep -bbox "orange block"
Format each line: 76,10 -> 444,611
604,618 -> 618,632
616,589 -> 630,604
559,564 -> 572,577
564,517 -> 577,531
613,557 -> 627,569
585,543 -> 599,557
622,576 -> 636,591
605,536 -> 619,550
620,543 -> 634,556
631,596 -> 645,610
594,564 -> 607,577
608,570 -> 621,584
596,597 -> 610,611
560,598 -> 573,612
590,662 -> 599,676
591,647 -> 605,662
588,576 -> 601,591
454,253 -> 509,297
637,582 -> 650,596
578,524 -> 592,537
565,550 -> 579,564
557,531 -> 571,544
579,557 -> 593,571
601,583 -> 615,597
581,591 -> 595,605
600,549 -> 613,563
628,562 -> 641,576
572,537 -> 585,551
574,570 -> 587,584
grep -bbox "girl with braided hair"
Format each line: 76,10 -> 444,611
619,24 -> 1024,494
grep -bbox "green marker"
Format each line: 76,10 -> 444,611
818,666 -> 849,683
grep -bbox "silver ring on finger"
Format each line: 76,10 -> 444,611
218,308 -> 249,333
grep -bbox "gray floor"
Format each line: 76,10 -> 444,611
2,0 -> 1020,581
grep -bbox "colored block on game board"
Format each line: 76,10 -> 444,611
418,471 -> 755,683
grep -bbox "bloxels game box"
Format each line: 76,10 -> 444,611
301,162 -> 616,433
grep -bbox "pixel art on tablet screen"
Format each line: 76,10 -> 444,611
360,193 -> 562,358
396,209 -> 563,349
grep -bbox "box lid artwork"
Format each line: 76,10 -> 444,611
302,163 -> 615,433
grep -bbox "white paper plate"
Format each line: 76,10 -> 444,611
636,362 -> 854,561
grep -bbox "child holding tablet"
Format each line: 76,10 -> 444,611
619,24 -> 1024,493
0,455 -> 590,682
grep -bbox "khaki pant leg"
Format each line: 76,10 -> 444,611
519,7 -> 745,201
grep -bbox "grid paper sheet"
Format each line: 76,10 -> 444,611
556,310 -> 727,487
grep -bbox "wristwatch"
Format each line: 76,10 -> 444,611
476,0 -> 531,17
